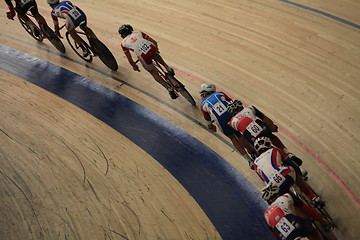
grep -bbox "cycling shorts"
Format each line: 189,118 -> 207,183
139,45 -> 157,71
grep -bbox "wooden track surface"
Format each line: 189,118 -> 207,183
1,0 -> 359,239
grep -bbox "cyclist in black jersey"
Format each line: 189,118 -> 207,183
5,0 -> 49,37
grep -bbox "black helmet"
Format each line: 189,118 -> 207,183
227,100 -> 243,115
118,24 -> 133,37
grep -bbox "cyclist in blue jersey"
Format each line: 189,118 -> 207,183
199,83 -> 256,164
47,0 -> 97,56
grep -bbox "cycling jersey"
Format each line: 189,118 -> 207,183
51,1 -> 86,30
121,31 -> 158,68
228,106 -> 272,144
200,91 -> 235,136
265,193 -> 310,240
254,147 -> 295,194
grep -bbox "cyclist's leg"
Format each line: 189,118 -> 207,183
295,173 -> 322,204
27,2 -> 46,30
142,58 -> 177,99
83,26 -> 97,39
139,56 -> 166,87
153,53 -> 174,74
68,29 -> 83,46
148,69 -> 168,87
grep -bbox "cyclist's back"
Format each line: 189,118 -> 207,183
201,91 -> 233,126
121,31 -> 156,57
254,147 -> 295,195
51,1 -> 85,22
264,193 -> 325,240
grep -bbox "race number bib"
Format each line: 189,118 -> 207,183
275,217 -> 295,237
269,172 -> 286,185
245,121 -> 263,137
139,43 -> 151,54
69,8 -> 81,20
213,101 -> 227,116
20,0 -> 32,6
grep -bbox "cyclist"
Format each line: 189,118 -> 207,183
227,100 -> 304,168
118,24 -> 177,99
199,83 -> 257,164
5,0 -> 49,37
253,137 -> 324,207
262,184 -> 331,240
47,0 -> 97,57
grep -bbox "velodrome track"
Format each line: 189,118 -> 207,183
1,0 -> 359,239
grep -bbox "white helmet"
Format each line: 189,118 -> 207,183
254,137 -> 272,152
47,0 -> 59,5
199,83 -> 216,97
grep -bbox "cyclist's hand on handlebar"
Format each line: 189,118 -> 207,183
54,25 -> 62,38
273,124 -> 278,132
207,123 -> 217,132
132,64 -> 140,72
6,11 -> 15,20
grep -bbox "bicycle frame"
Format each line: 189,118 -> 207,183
152,60 -> 183,91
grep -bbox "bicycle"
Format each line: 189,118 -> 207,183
152,59 -> 196,105
16,13 -> 65,53
64,26 -> 118,71
290,185 -> 338,240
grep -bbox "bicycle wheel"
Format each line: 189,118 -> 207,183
66,32 -> 93,62
290,186 -> 337,239
89,38 -> 118,71
18,16 -> 43,42
168,76 -> 196,105
43,25 -> 66,53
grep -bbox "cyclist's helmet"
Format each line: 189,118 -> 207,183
254,137 -> 272,152
47,0 -> 59,5
199,83 -> 216,97
261,182 -> 280,202
118,24 -> 133,37
227,100 -> 243,115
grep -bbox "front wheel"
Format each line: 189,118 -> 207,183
43,25 -> 66,53
66,32 -> 93,62
168,75 -> 196,105
89,38 -> 118,71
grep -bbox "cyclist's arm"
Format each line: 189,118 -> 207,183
124,51 -> 136,66
5,0 -> 14,8
219,91 -> 232,101
144,34 -> 158,48
5,0 -> 15,19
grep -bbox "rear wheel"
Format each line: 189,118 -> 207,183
66,32 -> 93,62
89,38 -> 118,71
18,16 -> 43,42
168,75 -> 196,105
290,186 -> 337,240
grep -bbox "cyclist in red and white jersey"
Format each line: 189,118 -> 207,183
227,100 -> 303,168
262,185 -> 330,240
47,0 -> 97,56
118,24 -> 177,99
